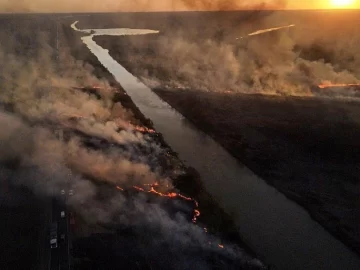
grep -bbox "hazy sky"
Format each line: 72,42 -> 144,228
0,0 -> 359,12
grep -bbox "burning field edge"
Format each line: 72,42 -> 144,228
60,22 -> 263,265
149,89 -> 360,257
89,33 -> 360,258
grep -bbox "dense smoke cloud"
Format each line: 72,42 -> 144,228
179,0 -> 287,10
101,11 -> 360,97
0,20 -> 262,268
0,22 -> 172,197
0,0 -> 286,12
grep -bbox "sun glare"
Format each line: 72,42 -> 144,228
330,0 -> 356,8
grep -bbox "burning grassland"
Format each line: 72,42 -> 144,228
0,18 -> 264,269
93,10 -> 360,99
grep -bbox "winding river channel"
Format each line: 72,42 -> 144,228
71,21 -> 360,270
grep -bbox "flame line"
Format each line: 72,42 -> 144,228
116,183 -> 227,249
318,83 -> 360,89
237,24 -> 295,39
120,184 -> 200,223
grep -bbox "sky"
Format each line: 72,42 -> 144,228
0,0 -> 359,12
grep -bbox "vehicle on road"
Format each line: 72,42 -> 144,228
69,190 -> 73,196
50,238 -> 57,249
50,223 -> 58,249
61,211 -> 65,218
61,189 -> 65,195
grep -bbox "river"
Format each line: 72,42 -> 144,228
71,21 -> 360,270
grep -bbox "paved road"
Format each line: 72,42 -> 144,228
51,17 -> 72,270
36,16 -> 72,270
0,14 -> 74,270
49,196 -> 71,270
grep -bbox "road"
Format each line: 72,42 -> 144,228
0,13 -> 92,270
44,17 -> 72,270
49,195 -> 71,270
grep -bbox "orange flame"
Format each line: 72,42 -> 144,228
117,183 -> 200,224
318,83 -> 360,89
133,185 -> 145,192
133,125 -> 156,134
192,209 -> 201,223
58,113 -> 155,134
116,186 -> 124,191
115,183 -> 225,249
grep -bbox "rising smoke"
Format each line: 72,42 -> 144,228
0,27 -> 168,205
96,10 -> 360,97
0,0 -> 286,12
0,16 -> 262,269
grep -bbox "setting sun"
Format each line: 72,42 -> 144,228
330,0 -> 356,8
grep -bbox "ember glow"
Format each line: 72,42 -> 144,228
237,24 -> 295,39
118,183 -> 200,223
116,186 -> 124,191
318,83 -> 360,89
118,182 -> 226,249
133,125 -> 156,134
59,113 -> 155,134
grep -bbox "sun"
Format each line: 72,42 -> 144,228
330,0 -> 356,8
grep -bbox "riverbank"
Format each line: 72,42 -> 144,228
93,33 -> 360,258
60,21 -> 264,268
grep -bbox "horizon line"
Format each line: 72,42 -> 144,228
1,8 -> 360,15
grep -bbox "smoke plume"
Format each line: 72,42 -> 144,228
96,11 -> 360,98
0,18 -> 262,269
0,0 -> 286,12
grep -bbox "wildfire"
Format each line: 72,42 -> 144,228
118,183 -> 200,224
57,113 -> 156,134
318,83 -> 360,89
133,185 -> 145,192
133,125 -> 156,134
237,24 -> 295,39
119,181 -> 226,250
193,209 -> 200,223
72,85 -> 118,90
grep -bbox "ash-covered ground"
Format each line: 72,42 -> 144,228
0,14 -> 264,270
88,10 -> 360,256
